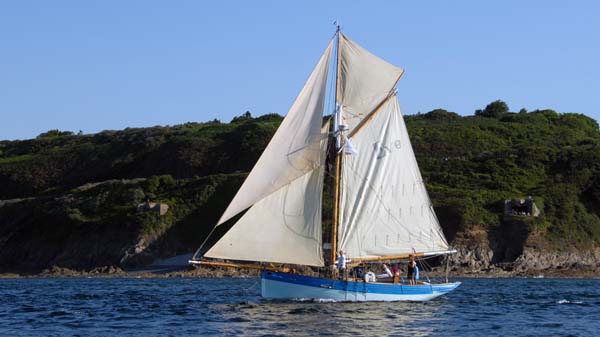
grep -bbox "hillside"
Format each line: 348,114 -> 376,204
1,102 -> 600,275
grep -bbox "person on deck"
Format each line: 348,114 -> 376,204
392,263 -> 400,284
376,263 -> 394,280
336,251 -> 351,279
407,255 -> 417,285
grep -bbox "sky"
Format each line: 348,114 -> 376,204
1,1 -> 599,140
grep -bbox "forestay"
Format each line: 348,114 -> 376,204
338,96 -> 449,259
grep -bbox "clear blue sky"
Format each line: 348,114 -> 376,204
1,1 -> 599,140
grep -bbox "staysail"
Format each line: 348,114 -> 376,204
205,124 -> 329,266
203,41 -> 334,266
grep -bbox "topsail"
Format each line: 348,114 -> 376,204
337,34 -> 404,133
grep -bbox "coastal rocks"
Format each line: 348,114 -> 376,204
513,248 -> 600,274
40,266 -> 81,277
442,244 -> 600,277
120,236 -> 156,267
446,227 -> 495,273
37,265 -> 124,277
33,265 -> 125,277
446,225 -> 600,276
446,246 -> 494,272
89,265 -> 123,274
185,265 -> 260,278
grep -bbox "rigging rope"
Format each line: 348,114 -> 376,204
191,226 -> 217,260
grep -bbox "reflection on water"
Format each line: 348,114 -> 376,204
0,277 -> 599,336
217,300 -> 440,336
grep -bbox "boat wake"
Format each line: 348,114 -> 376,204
293,298 -> 340,303
557,299 -> 583,304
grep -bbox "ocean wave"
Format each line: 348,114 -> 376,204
557,299 -> 583,304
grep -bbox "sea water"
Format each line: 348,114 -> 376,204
0,277 -> 598,336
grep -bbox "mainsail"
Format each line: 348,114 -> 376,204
337,97 -> 449,259
335,34 -> 449,260
203,40 -> 334,266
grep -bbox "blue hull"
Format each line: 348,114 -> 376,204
261,271 -> 461,301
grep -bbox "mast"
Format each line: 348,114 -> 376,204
331,23 -> 342,266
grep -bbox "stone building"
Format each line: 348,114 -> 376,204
137,201 -> 169,215
504,197 -> 540,217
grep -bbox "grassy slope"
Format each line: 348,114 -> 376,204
1,107 -> 600,271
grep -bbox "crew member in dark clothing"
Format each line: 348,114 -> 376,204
407,255 -> 416,285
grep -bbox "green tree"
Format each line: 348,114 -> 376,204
423,109 -> 459,121
231,111 -> 253,123
476,100 -> 509,118
37,129 -> 74,138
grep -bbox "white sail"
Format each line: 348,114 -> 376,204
338,96 -> 449,259
338,33 -> 404,132
198,32 -> 449,267
217,40 -> 333,226
205,123 -> 329,266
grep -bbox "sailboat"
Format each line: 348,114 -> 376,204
189,27 -> 461,301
